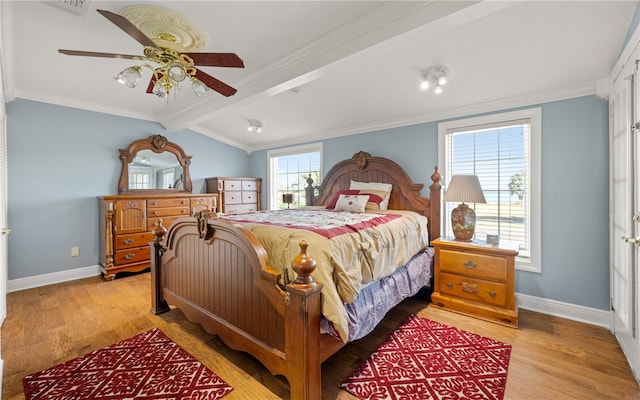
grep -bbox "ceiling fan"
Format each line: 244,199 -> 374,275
58,8 -> 244,98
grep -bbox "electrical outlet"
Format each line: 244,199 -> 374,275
71,246 -> 80,257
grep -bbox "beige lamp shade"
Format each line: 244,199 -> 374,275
444,175 -> 486,241
443,175 -> 486,203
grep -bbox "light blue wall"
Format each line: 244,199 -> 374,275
6,99 -> 249,280
5,94 -> 611,312
249,95 -> 610,311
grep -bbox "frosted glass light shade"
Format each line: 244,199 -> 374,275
167,63 -> 187,82
116,66 -> 142,88
191,78 -> 208,97
152,81 -> 168,98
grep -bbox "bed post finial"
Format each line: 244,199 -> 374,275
151,219 -> 167,242
291,240 -> 317,288
150,218 -> 170,315
431,166 -> 442,188
305,175 -> 315,206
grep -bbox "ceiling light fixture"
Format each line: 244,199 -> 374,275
420,66 -> 449,95
247,120 -> 263,133
115,46 -> 209,102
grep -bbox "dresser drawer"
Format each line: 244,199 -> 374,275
439,249 -> 507,282
225,192 -> 243,204
439,272 -> 507,307
115,247 -> 149,265
147,215 -> 185,231
242,191 -> 257,203
147,206 -> 190,218
225,204 -> 257,214
115,232 -> 155,250
223,180 -> 243,191
147,198 -> 189,208
190,197 -> 213,207
242,180 -> 257,191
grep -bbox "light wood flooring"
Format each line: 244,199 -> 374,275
2,272 -> 639,399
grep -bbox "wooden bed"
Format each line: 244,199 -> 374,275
150,151 -> 442,399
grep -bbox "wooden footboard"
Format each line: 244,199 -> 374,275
149,212 -> 342,399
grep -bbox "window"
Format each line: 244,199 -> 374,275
162,169 -> 175,189
128,172 -> 151,189
267,143 -> 322,209
439,108 -> 541,272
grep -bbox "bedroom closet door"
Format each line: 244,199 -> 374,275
611,46 -> 640,381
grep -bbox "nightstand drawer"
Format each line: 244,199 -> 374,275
439,272 -> 507,307
439,249 -> 507,282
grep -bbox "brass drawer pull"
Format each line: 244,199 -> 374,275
488,291 -> 497,297
124,253 -> 135,260
461,282 -> 478,294
464,260 -> 477,269
123,238 -> 134,245
446,282 -> 453,288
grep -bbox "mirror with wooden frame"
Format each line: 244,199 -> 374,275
118,135 -> 192,194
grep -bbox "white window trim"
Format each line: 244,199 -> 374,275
267,142 -> 323,210
438,108 -> 541,273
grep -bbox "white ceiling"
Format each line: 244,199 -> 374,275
2,1 -> 636,153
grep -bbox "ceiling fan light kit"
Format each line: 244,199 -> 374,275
420,66 -> 449,94
58,5 -> 244,102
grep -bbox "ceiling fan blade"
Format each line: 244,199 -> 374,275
58,49 -> 140,60
184,53 -> 244,68
195,69 -> 237,97
96,9 -> 159,49
146,74 -> 158,94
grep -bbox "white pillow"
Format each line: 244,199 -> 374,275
350,181 -> 392,210
334,194 -> 369,213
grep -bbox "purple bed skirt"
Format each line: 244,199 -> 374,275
321,247 -> 434,342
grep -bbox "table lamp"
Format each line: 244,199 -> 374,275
444,175 -> 486,241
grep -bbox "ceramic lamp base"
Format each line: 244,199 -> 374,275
451,203 -> 476,241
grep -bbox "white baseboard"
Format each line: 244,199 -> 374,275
6,265 -> 612,330
517,292 -> 611,330
7,265 -> 102,293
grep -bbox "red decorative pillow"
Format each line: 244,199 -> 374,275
326,190 -> 360,209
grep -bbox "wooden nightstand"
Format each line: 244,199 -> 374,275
431,237 -> 519,327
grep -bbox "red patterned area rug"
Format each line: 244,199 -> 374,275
23,328 -> 233,400
341,315 -> 511,400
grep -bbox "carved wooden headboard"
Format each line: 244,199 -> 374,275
305,151 -> 442,242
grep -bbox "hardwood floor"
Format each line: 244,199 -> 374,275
3,272 -> 639,399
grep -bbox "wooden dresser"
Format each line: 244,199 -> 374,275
431,237 -> 519,327
205,177 -> 261,214
98,193 -> 217,280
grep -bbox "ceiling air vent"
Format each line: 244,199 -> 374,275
49,0 -> 91,16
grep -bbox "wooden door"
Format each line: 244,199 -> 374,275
611,48 -> 640,381
0,60 -> 7,392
